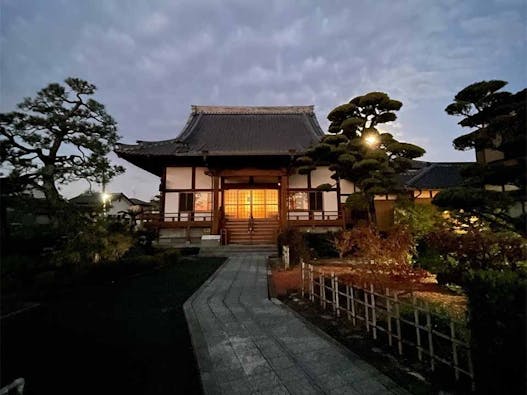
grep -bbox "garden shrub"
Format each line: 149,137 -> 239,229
464,270 -> 527,394
277,227 -> 309,265
426,229 -> 527,285
303,232 -> 339,258
162,249 -> 181,264
394,198 -> 441,241
51,218 -> 134,267
334,225 -> 428,285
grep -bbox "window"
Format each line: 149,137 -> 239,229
288,192 -> 309,211
309,191 -> 323,211
179,193 -> 194,212
179,192 -> 212,212
288,191 -> 323,211
194,192 -> 212,212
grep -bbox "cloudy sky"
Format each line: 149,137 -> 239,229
1,0 -> 526,200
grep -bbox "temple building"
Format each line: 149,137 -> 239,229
115,105 -> 470,245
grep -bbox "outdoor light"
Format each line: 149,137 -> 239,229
101,192 -> 111,203
364,134 -> 379,147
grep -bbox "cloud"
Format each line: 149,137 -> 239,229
1,0 -> 524,199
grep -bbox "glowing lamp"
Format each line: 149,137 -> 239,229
364,134 -> 379,147
101,192 -> 111,203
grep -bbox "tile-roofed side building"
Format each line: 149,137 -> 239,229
404,162 -> 470,190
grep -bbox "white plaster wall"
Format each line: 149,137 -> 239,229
340,179 -> 355,194
323,191 -> 338,213
311,167 -> 333,188
288,172 -> 307,188
108,198 -> 131,216
166,167 -> 192,189
164,192 -> 179,219
195,167 -> 211,189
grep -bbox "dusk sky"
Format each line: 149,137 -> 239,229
1,0 -> 526,201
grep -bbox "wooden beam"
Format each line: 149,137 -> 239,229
211,176 -> 220,234
217,168 -> 287,177
280,175 -> 289,230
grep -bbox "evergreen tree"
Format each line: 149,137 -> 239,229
0,78 -> 124,207
298,92 -> 425,223
434,80 -> 526,234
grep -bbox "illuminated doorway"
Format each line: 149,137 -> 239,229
224,189 -> 278,219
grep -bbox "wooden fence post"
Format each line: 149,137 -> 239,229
425,302 -> 435,371
320,273 -> 326,309
334,274 -> 340,318
364,285 -> 370,333
450,320 -> 459,381
350,285 -> 356,326
345,284 -> 351,321
309,265 -> 314,302
413,295 -> 423,361
394,292 -> 403,355
386,288 -> 392,347
331,272 -> 336,314
370,284 -> 377,340
301,260 -> 305,298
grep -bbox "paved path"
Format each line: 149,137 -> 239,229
184,253 -> 409,394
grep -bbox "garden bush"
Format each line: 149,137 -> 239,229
426,229 -> 527,285
303,232 -> 339,258
277,227 -> 309,265
464,270 -> 527,394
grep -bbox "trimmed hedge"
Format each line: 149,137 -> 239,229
464,270 -> 527,394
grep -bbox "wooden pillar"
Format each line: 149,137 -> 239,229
211,175 -> 220,234
280,174 -> 289,229
160,167 -> 167,220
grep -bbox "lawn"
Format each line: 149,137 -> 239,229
0,256 -> 225,395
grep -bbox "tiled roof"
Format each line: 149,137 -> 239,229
115,105 -> 325,158
69,192 -> 132,206
404,162 -> 472,189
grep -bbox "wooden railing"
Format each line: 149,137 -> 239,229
140,211 -> 213,223
287,210 -> 341,221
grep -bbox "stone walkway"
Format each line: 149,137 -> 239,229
184,253 -> 409,394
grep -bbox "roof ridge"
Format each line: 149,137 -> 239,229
191,105 -> 315,114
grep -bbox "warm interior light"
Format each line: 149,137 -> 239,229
364,134 -> 379,147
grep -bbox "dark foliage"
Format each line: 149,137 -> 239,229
277,227 -> 310,265
464,270 -> 527,394
435,81 -> 526,235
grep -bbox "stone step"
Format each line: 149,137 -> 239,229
199,244 -> 277,256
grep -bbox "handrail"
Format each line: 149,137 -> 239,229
287,210 -> 341,221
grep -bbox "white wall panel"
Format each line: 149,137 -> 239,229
166,167 -> 192,189
311,167 -> 333,188
323,191 -> 338,212
288,172 -> 307,188
195,167 -> 211,189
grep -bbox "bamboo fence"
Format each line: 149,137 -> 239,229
301,261 -> 475,390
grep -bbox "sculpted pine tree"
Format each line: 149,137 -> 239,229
297,92 -> 425,223
0,78 -> 124,207
433,80 -> 526,234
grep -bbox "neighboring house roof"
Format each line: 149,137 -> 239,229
129,198 -> 152,206
69,192 -> 133,207
115,105 -> 325,174
404,162 -> 471,189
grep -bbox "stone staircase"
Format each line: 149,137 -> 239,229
223,219 -> 279,245
199,244 -> 277,257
